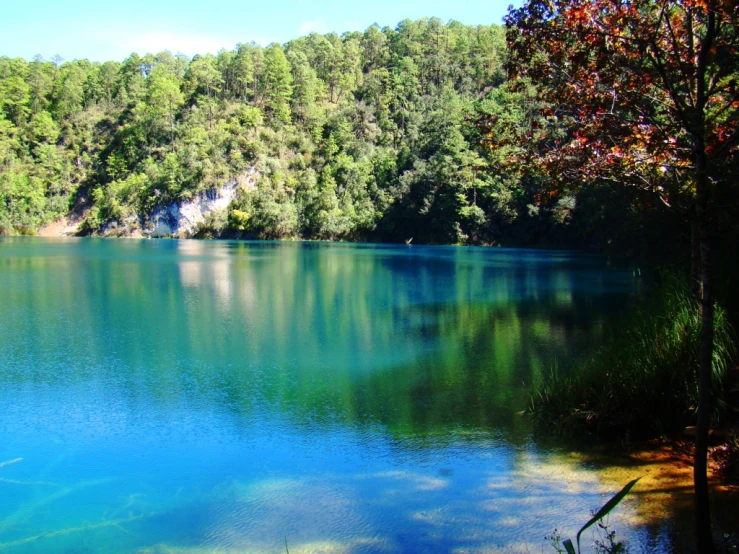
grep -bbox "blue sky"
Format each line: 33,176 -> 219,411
0,0 -> 517,62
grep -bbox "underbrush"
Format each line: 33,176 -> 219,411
528,276 -> 737,439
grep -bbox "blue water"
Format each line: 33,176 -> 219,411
0,238 -> 656,553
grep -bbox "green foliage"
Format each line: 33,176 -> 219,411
0,18 -> 704,248
229,177 -> 299,239
147,67 -> 184,141
0,171 -> 45,232
0,20 -> 528,239
528,276 -> 737,438
263,44 -> 293,124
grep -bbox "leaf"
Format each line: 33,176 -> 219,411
576,478 -> 640,553
563,538 -> 577,554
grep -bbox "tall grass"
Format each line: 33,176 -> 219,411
528,275 -> 737,438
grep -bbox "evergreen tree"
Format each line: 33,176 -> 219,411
263,44 -> 293,124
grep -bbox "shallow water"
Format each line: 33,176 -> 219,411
0,238 -> 686,553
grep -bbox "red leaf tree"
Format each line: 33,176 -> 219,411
504,1 -> 739,551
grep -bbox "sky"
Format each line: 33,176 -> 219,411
0,0 -> 517,63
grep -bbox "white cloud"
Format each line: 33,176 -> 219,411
298,17 -> 328,36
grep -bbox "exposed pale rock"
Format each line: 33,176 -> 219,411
147,168 -> 257,238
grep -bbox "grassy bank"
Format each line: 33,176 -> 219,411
528,276 -> 737,439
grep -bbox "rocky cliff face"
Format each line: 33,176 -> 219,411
146,169 -> 257,238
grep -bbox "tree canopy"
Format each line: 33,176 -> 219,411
0,18 -> 679,252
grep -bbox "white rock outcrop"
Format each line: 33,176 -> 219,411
147,169 -> 257,238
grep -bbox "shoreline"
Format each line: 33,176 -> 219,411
566,437 -> 739,552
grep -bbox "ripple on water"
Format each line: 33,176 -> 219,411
1,239 -> 712,553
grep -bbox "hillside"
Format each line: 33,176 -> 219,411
0,18 -> 674,249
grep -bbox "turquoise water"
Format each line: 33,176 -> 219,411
0,238 -> 656,553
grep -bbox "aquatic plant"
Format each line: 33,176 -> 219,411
528,275 -> 737,438
548,478 -> 638,554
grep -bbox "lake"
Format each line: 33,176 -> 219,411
0,238 -> 691,553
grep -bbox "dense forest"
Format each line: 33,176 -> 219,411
0,18 -> 679,251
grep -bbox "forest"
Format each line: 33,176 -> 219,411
0,17 -> 685,254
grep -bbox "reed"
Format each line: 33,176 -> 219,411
528,275 -> 737,438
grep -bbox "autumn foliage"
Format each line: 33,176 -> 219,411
505,0 -> 739,210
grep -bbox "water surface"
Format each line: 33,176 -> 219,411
0,238 -> 672,553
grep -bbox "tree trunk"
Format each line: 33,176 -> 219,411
690,216 -> 701,300
694,165 -> 715,554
